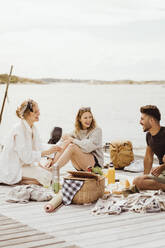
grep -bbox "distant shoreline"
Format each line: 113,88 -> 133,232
0,74 -> 165,85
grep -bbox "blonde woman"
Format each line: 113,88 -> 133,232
49,107 -> 104,172
0,99 -> 61,186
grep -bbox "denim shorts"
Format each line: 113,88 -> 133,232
148,170 -> 165,184
75,155 -> 101,171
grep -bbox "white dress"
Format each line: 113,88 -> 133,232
0,120 -> 52,186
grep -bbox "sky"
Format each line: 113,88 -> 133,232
0,0 -> 165,80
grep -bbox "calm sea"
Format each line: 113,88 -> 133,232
0,83 -> 165,156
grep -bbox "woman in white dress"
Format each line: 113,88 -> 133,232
0,99 -> 61,186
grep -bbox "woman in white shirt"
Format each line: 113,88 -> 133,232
49,107 -> 103,172
0,99 -> 61,186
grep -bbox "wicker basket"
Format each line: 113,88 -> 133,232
64,173 -> 105,205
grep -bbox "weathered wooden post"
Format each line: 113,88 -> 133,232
0,65 -> 13,124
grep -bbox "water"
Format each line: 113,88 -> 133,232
0,83 -> 165,156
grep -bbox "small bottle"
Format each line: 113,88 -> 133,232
107,163 -> 115,184
52,166 -> 60,193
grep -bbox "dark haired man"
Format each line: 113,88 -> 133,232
133,105 -> 165,190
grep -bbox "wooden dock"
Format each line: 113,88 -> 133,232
0,165 -> 165,248
0,214 -> 79,248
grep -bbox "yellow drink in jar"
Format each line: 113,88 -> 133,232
107,164 -> 115,184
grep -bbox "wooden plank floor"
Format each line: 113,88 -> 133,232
0,167 -> 164,248
0,213 -> 79,248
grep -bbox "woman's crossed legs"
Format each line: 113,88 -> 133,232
52,143 -> 95,171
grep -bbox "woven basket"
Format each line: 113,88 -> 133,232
64,173 -> 105,205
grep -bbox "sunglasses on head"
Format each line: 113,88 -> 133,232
79,107 -> 91,112
27,101 -> 33,112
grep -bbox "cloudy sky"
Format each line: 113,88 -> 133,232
0,0 -> 165,80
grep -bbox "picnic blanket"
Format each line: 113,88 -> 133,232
92,190 -> 165,215
124,160 -> 158,173
6,184 -> 53,203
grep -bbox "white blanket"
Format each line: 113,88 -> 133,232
92,190 -> 165,215
6,185 -> 53,203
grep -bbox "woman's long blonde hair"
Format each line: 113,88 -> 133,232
74,107 -> 96,135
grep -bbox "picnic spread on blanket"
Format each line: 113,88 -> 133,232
4,140 -> 165,214
5,169 -> 165,216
